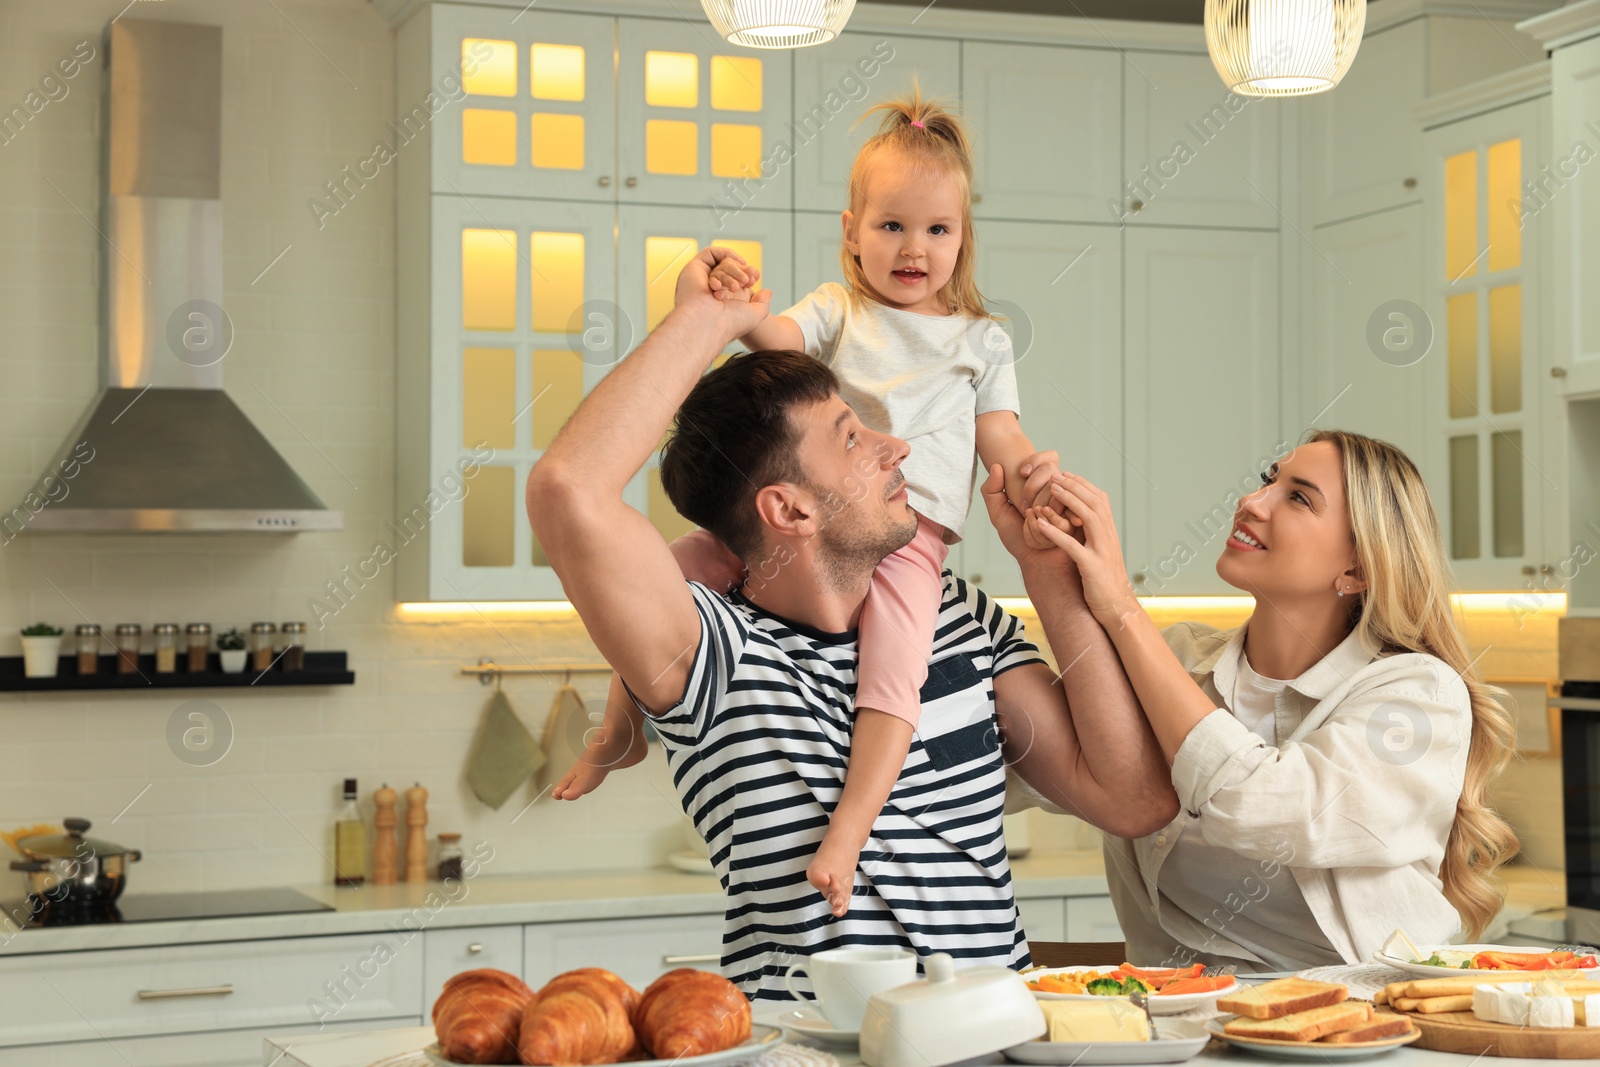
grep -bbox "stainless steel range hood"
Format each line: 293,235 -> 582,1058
18,19 -> 341,533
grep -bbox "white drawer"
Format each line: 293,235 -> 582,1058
0,1016 -> 419,1067
1017,897 -> 1066,944
424,925 -> 523,1006
1064,896 -> 1123,943
524,914 -> 724,990
0,934 -> 422,1048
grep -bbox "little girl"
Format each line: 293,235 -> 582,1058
554,92 -> 1062,916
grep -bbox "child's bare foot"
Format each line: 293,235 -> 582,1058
807,835 -> 860,917
550,711 -> 648,800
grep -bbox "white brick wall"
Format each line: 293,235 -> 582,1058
0,0 -> 689,894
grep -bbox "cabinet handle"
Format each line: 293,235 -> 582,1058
969,574 -> 983,585
972,193 -> 983,204
626,177 -> 639,188
1133,572 -> 1147,585
1403,177 -> 1418,189
138,985 -> 234,1000
1128,199 -> 1144,214
1522,566 -> 1536,576
1552,366 -> 1568,378
598,176 -> 612,187
662,953 -> 720,965
467,942 -> 484,955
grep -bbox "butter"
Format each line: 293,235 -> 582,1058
1039,999 -> 1151,1043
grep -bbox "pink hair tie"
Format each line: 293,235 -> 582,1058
911,120 -> 925,129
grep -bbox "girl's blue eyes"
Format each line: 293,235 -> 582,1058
879,222 -> 950,234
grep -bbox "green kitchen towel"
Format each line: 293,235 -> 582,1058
465,689 -> 546,810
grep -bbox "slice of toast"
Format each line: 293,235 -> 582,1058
1216,978 -> 1348,1020
1224,1001 -> 1372,1042
1317,1016 -> 1414,1044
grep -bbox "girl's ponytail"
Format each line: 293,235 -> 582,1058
842,84 -> 987,317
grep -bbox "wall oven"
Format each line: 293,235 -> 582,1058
1561,617 -> 1600,942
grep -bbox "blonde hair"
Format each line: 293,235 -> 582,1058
1308,429 -> 1520,939
842,86 -> 988,318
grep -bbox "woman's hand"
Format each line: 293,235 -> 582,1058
1031,473 -> 1142,632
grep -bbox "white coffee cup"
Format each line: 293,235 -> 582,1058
784,947 -> 918,1031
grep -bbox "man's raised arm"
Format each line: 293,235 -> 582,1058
980,466 -> 1179,839
526,249 -> 771,712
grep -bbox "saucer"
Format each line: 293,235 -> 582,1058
777,1009 -> 860,1047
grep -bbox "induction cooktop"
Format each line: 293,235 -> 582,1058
2,887 -> 335,928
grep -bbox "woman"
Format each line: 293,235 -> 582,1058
1026,430 -> 1518,971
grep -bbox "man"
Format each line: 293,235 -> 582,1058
526,248 -> 1176,1001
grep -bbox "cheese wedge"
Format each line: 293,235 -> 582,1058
1038,999 -> 1151,1042
1469,983 -> 1600,1028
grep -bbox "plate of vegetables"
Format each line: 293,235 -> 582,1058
1022,963 -> 1239,1016
1371,944 -> 1600,979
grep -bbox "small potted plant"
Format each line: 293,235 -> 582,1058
20,623 -> 65,679
216,628 -> 247,673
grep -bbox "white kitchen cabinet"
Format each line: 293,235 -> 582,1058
524,914 -> 724,990
617,18 -> 793,211
792,32 -> 958,214
1017,897 -> 1067,944
1302,20 -> 1427,225
961,221 -> 1123,597
1122,51 -> 1282,230
424,924 -> 525,1006
427,4 -> 618,203
0,934 -> 423,1049
1300,204 -> 1429,464
0,1017 -> 419,1067
1423,96 -> 1559,590
963,41 -> 1121,224
1064,895 -> 1124,943
1548,33 -> 1600,398
1123,227 -> 1281,596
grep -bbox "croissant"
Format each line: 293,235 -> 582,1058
634,969 -> 751,1059
518,967 -> 641,1065
433,968 -> 535,1064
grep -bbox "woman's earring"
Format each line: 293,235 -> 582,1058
1336,588 -> 1346,598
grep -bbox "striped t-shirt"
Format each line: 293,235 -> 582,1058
642,572 -> 1044,1001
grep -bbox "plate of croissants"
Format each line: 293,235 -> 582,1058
428,964 -> 781,1066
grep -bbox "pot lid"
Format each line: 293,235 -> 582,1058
17,817 -> 137,861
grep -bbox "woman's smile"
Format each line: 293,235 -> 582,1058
1227,522 -> 1266,551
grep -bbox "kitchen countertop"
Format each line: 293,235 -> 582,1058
0,849 -> 1112,956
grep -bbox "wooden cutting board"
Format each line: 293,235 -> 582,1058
1382,1006 -> 1600,1058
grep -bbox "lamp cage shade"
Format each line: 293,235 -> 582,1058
1205,0 -> 1366,97
700,0 -> 856,49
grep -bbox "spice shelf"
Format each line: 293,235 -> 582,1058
0,651 -> 355,691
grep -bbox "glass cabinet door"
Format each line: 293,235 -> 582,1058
616,19 -> 793,210
431,5 -> 617,203
1425,100 -> 1549,590
430,197 -> 617,600
616,205 -> 794,548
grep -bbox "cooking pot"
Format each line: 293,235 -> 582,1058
9,817 -> 141,904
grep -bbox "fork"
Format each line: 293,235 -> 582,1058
1201,964 -> 1237,979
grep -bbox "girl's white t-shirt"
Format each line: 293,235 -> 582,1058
782,282 -> 1021,541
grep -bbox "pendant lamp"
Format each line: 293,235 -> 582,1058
700,0 -> 856,49
1205,0 -> 1366,97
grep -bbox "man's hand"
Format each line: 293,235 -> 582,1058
675,246 -> 772,346
981,464 -> 1079,590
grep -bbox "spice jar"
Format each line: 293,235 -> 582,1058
76,624 -> 101,675
153,623 -> 179,673
186,623 -> 211,673
436,833 -> 464,882
114,624 -> 141,675
249,622 -> 277,672
280,621 -> 306,671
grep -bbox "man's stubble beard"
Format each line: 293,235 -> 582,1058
810,484 -> 918,593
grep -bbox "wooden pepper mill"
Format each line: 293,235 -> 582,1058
404,782 -> 429,884
372,783 -> 398,885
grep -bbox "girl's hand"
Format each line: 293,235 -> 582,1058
981,464 -> 1076,582
1017,450 -> 1062,511
1031,473 -> 1142,631
708,253 -> 760,297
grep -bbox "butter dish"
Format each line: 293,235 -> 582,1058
860,953 -> 1045,1067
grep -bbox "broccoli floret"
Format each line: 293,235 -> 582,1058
1122,977 -> 1152,994
1085,978 -> 1125,996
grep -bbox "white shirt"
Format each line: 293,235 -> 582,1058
782,282 -> 1021,540
1104,623 -> 1471,968
1232,653 -> 1290,745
